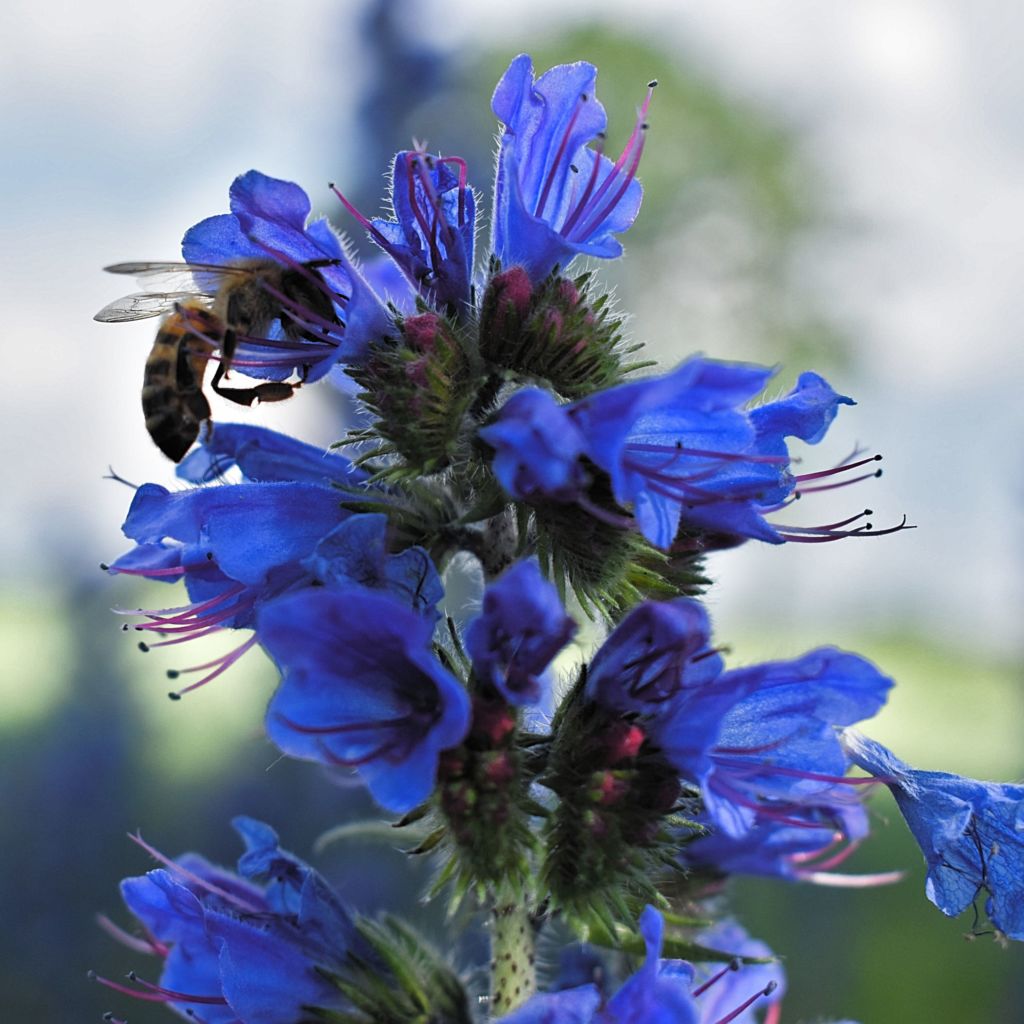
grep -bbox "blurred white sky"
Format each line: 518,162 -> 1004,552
1,0 -> 1021,656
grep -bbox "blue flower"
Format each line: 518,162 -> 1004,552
479,387 -> 589,502
334,151 -> 475,314
100,819 -> 356,1022
482,359 -> 857,549
106,480 -> 352,696
688,648 -> 892,839
842,730 -> 1024,941
184,169 -> 393,371
582,598 -> 891,843
570,360 -> 854,548
601,906 -> 699,1023
177,422 -> 366,487
584,599 -> 724,717
258,587 -> 471,813
464,559 -> 577,705
491,54 -> 653,281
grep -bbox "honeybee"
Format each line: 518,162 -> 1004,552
140,301 -> 221,462
95,258 -> 343,460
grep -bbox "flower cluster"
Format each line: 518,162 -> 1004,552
93,51 -> 1021,1024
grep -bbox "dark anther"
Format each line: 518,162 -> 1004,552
100,563 -> 110,571
167,692 -> 182,702
166,669 -> 180,679
648,79 -> 659,88
138,642 -> 149,652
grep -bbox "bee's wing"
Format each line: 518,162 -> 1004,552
93,291 -> 207,323
104,261 -> 254,291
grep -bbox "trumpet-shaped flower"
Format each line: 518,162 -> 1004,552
259,587 -> 471,813
492,54 -> 652,281
334,150 -> 475,313
97,819 -> 356,1022
183,169 -> 393,372
482,359 -> 856,549
465,559 -> 577,705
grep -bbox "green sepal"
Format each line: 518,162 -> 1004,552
325,915 -> 474,1024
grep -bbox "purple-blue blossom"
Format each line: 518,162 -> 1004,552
176,422 -> 366,487
842,730 -> 1024,941
491,54 -> 653,281
582,597 -> 891,846
96,819 -> 356,1022
333,150 -> 475,313
184,169 -> 393,371
481,359 -> 861,549
258,587 -> 471,813
105,480 -> 351,696
465,559 -> 577,705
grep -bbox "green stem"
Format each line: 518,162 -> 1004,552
490,904 -> 537,1016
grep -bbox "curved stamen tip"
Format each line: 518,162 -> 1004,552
648,78 -> 659,88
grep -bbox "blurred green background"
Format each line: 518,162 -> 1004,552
1,0 -> 1021,1019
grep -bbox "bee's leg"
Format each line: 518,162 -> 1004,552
220,327 -> 238,372
210,361 -> 298,407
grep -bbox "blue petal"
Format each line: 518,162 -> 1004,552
120,869 -> 207,946
843,731 -> 1024,939
482,388 -> 588,501
259,587 -> 471,813
465,559 -> 576,705
121,481 -> 347,586
304,513 -> 443,617
208,911 -> 345,1023
586,598 -> 722,716
752,371 -> 855,450
182,213 -> 266,265
497,985 -> 601,1024
177,424 -> 366,487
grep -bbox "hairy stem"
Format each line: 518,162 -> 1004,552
490,903 -> 537,1016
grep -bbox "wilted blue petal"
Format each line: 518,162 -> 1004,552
843,731 -> 1024,940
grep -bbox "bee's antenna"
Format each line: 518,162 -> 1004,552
103,466 -> 138,490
